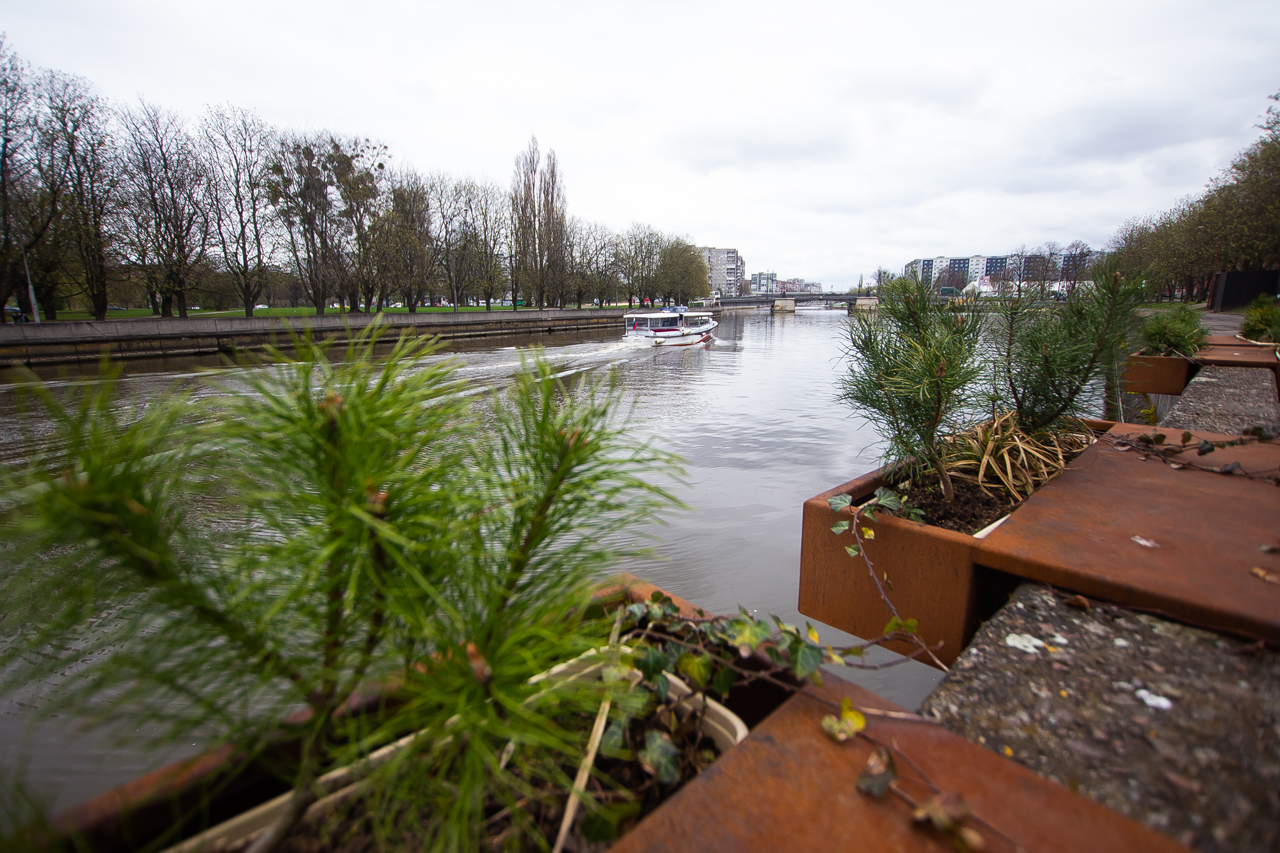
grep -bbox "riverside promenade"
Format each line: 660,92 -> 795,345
921,312 -> 1280,851
0,308 -> 630,370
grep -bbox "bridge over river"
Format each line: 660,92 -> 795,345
717,293 -> 856,307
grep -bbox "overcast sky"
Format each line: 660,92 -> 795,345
4,0 -> 1278,289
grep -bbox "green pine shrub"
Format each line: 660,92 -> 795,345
1138,303 -> 1207,356
1240,294 -> 1280,342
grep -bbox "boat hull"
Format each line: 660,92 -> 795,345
652,331 -> 713,346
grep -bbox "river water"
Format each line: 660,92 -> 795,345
0,307 -> 942,819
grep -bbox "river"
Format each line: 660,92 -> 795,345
0,307 -> 942,819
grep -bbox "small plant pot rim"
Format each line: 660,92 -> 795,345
166,646 -> 748,853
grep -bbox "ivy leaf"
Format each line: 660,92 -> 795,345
635,645 -> 671,682
652,672 -> 670,702
676,652 -> 712,688
861,527 -> 875,540
864,508 -> 877,522
827,494 -> 852,512
1180,431 -> 1193,445
856,745 -> 897,797
830,520 -> 850,535
599,721 -> 633,760
711,667 -> 736,698
845,543 -> 860,557
1197,440 -> 1215,456
639,730 -> 681,785
872,487 -> 902,511
807,622 -> 820,644
1152,433 -> 1166,445
792,643 -> 824,680
727,618 -> 771,657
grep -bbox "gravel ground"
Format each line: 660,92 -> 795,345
1161,366 -> 1280,436
921,583 -> 1280,852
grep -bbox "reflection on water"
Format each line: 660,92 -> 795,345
0,308 -> 943,818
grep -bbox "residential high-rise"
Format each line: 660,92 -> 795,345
697,247 -> 746,298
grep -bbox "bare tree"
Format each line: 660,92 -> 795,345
119,100 -> 210,318
461,180 -> 508,311
508,137 -> 567,310
371,168 -> 433,312
0,39 -> 64,322
329,137 -> 386,312
426,173 -> 471,312
267,133 -> 346,315
1061,239 -> 1091,297
202,104 -> 275,317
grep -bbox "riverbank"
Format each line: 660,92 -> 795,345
0,308 -> 637,370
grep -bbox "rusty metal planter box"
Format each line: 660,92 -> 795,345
976,423 -> 1280,643
797,469 -> 1003,669
1123,353 -> 1192,395
609,676 -> 1183,853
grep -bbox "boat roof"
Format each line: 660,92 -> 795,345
624,311 -> 713,319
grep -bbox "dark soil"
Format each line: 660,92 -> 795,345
923,582 -> 1280,852
900,476 -> 1017,534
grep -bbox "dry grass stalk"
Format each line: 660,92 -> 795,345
942,412 -> 1094,500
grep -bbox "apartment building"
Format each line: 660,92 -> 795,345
697,247 -> 747,298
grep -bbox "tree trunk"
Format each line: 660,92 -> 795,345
176,290 -> 189,319
160,292 -> 174,318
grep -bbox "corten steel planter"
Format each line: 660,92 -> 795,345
797,420 -> 1115,669
975,423 -> 1280,644
608,676 -> 1184,853
34,576 -> 756,853
1123,353 -> 1193,396
796,469 -> 1011,669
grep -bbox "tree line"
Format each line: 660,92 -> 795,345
1107,92 -> 1280,301
0,37 -> 708,322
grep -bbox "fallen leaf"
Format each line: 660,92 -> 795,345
1251,567 -> 1279,584
1002,745 -> 1013,757
856,746 -> 897,798
912,792 -> 971,831
1064,595 -> 1090,610
1131,535 -> 1159,549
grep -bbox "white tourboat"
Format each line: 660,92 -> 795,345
623,309 -> 718,346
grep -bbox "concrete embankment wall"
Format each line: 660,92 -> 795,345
0,309 -> 627,369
